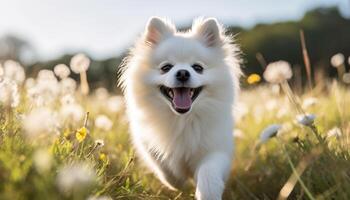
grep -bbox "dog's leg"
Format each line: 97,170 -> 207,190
154,161 -> 186,190
134,141 -> 184,190
194,152 -> 231,200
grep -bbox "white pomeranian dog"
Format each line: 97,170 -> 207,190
119,16 -> 241,200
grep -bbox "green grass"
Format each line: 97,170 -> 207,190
1,80 -> 350,200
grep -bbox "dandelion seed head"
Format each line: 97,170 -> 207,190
38,69 -> 57,82
95,115 -> 113,131
3,60 -> 25,84
70,53 -> 90,73
60,77 -> 77,94
0,78 -> 20,108
23,108 -> 59,138
259,124 -> 282,143
57,162 -> 96,193
27,74 -> 60,106
263,61 -> 292,84
25,78 -> 35,89
54,64 -> 71,79
296,114 -> 316,126
327,127 -> 342,138
95,139 -> 105,147
330,53 -> 345,67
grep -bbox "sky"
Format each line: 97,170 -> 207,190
0,0 -> 349,61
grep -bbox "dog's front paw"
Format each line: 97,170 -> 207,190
194,153 -> 231,200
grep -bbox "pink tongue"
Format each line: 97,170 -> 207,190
172,88 -> 192,109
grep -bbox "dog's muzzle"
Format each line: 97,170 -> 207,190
160,85 -> 203,114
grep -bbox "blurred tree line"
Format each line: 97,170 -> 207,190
229,7 -> 350,87
1,7 -> 349,92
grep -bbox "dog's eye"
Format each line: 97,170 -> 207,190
160,64 -> 173,73
192,64 -> 203,73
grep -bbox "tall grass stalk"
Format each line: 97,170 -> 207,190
299,30 -> 312,90
277,143 -> 321,200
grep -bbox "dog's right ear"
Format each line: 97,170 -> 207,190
144,17 -> 175,46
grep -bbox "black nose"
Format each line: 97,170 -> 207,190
176,70 -> 190,82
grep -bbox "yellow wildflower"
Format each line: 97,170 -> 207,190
247,73 -> 261,84
99,153 -> 107,162
75,127 -> 88,142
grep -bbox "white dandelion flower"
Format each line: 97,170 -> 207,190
327,127 -> 342,138
94,139 -> 105,148
59,77 -> 77,94
263,61 -> 293,84
25,78 -> 35,90
259,124 -> 282,143
0,78 -> 20,108
33,149 -> 52,173
95,115 -> 113,131
23,108 -> 59,138
37,69 -> 57,82
57,162 -> 96,193
54,64 -> 71,79
296,114 -> 316,126
3,60 -> 25,84
330,53 -> 345,67
70,53 -> 90,73
27,72 -> 60,107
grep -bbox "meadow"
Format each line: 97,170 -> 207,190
0,53 -> 350,200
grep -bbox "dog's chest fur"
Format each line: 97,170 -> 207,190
130,105 -> 233,179
140,115 -> 201,172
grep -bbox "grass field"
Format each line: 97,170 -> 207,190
1,56 -> 350,200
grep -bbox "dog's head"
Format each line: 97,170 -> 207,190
120,17 -> 240,115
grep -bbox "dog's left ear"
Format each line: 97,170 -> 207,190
193,18 -> 223,47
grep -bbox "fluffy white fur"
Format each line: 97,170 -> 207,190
119,17 -> 241,200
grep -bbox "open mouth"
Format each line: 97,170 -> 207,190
160,85 -> 203,114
